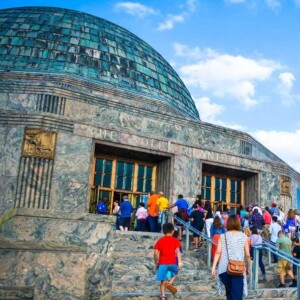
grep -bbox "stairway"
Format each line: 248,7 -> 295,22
111,231 -> 297,300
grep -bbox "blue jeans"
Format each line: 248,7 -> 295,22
219,272 -> 244,300
147,216 -> 159,232
250,248 -> 266,275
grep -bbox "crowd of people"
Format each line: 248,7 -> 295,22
98,193 -> 300,299
151,198 -> 300,300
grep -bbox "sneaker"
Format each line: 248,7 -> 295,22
278,283 -> 286,288
290,280 -> 297,287
193,247 -> 199,252
260,275 -> 267,282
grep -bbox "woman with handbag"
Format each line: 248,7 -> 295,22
211,215 -> 251,300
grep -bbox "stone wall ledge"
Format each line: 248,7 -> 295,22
115,230 -> 162,238
0,238 -> 87,253
0,208 -> 115,224
0,286 -> 34,300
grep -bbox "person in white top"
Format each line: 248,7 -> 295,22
252,205 -> 262,215
135,202 -> 148,232
269,216 -> 282,263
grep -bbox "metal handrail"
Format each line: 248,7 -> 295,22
167,211 -> 217,267
251,242 -> 300,297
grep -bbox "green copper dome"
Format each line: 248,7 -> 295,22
0,6 -> 200,120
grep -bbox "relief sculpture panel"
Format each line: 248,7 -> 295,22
280,175 -> 291,196
22,129 -> 57,159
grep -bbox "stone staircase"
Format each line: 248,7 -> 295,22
111,231 -> 297,300
0,209 -> 298,300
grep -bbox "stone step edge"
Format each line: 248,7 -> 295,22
0,238 -> 87,253
112,287 -> 297,297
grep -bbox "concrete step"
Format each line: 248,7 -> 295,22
112,288 -> 297,299
112,281 -> 217,294
112,270 -> 212,282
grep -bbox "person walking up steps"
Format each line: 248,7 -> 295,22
154,222 -> 182,300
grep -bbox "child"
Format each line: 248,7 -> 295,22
135,202 -> 148,231
154,223 -> 182,299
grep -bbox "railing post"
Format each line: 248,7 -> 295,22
185,226 -> 189,251
267,247 -> 271,266
207,240 -> 212,268
249,258 -> 253,290
297,265 -> 300,299
253,247 -> 259,290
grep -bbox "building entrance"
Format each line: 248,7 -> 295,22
89,142 -> 172,215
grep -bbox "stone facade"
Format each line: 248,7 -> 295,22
0,71 -> 300,213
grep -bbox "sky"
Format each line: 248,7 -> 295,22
1,0 -> 300,172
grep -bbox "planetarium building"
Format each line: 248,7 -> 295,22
0,6 -> 299,299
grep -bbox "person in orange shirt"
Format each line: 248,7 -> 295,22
147,191 -> 160,232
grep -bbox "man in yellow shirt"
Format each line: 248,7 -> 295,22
157,192 -> 169,231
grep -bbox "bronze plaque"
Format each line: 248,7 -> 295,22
280,175 -> 291,196
22,129 -> 57,159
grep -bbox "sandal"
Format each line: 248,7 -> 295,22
166,283 -> 177,294
160,296 -> 167,300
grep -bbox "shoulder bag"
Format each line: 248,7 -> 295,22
224,233 -> 245,276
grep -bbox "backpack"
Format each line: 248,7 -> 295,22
180,208 -> 189,221
96,201 -> 107,214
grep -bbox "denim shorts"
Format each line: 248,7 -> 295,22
156,264 -> 178,281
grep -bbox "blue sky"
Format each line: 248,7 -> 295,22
1,0 -> 300,171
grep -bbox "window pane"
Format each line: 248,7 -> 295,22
206,176 -> 211,187
137,179 -> 144,192
95,158 -> 103,172
145,180 -> 152,192
236,193 -> 241,204
237,181 -> 241,192
138,165 -> 144,178
231,180 -> 236,192
146,167 -> 152,179
115,176 -> 123,189
94,173 -> 102,186
215,190 -> 220,201
125,177 -> 133,190
222,190 -> 226,201
126,163 -> 134,176
103,174 -> 111,187
117,161 -> 124,175
215,178 -> 220,189
221,178 -> 226,189
105,160 -> 112,173
230,192 -> 236,203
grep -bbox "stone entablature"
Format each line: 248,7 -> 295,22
0,74 -> 283,165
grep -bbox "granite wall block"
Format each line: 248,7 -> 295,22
0,249 -> 86,300
260,171 -> 280,206
173,155 -> 201,200
51,132 -> 93,212
0,176 -> 17,216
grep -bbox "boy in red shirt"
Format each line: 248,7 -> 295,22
154,222 -> 182,299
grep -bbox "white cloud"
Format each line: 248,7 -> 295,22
252,129 -> 300,172
194,96 -> 245,130
175,44 -> 280,109
278,72 -> 298,106
265,0 -> 281,10
279,72 -> 295,90
157,0 -> 198,31
114,2 -> 157,18
157,14 -> 185,30
186,0 -> 198,12
194,96 -> 225,122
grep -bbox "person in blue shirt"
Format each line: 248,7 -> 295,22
119,195 -> 133,231
169,194 -> 189,211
